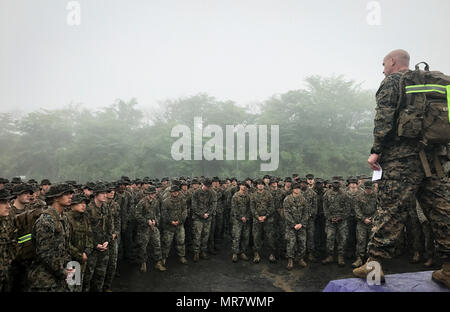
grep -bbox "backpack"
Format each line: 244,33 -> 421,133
396,62 -> 450,177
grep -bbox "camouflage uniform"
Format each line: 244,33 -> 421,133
367,71 -> 449,260
161,194 -> 187,259
250,189 -> 276,255
323,188 -> 351,257
83,201 -> 113,292
212,186 -> 225,248
303,187 -> 318,257
27,207 -> 71,292
191,188 -> 216,254
283,193 -> 309,260
345,188 -> 362,258
354,191 -> 377,259
103,199 -> 121,291
224,185 -> 239,236
270,187 -> 284,257
66,209 -> 94,292
183,188 -> 195,251
278,186 -> 292,256
0,215 -> 16,292
416,200 -> 435,260
135,196 -> 163,263
230,191 -> 251,255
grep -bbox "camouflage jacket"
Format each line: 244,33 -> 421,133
66,210 -> 93,264
28,207 -> 71,290
372,71 -> 420,161
14,206 -> 45,262
0,215 -> 17,281
107,199 -> 121,237
345,188 -> 363,218
116,190 -> 130,228
270,188 -> 284,216
161,195 -> 187,228
354,192 -> 377,223
191,188 -> 217,220
136,196 -> 161,228
250,190 -> 275,220
283,194 -> 309,229
212,187 -> 224,215
302,187 -> 318,219
231,191 -> 251,221
85,201 -> 113,245
323,189 -> 351,221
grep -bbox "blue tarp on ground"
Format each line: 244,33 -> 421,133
323,271 -> 450,292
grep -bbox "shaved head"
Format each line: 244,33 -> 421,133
382,49 -> 410,76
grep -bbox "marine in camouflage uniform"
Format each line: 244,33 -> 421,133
352,181 -> 377,268
345,178 -> 362,260
269,179 -> 284,259
161,185 -> 188,264
230,182 -> 251,262
184,180 -> 199,253
223,179 -> 238,237
300,178 -> 318,262
0,189 -> 16,292
355,50 -> 450,287
191,179 -> 216,261
250,179 -> 276,263
27,184 -> 74,292
135,186 -> 166,272
209,178 -> 224,254
322,180 -> 351,266
83,185 -> 113,292
278,177 -> 293,258
66,194 -> 93,292
103,184 -> 121,291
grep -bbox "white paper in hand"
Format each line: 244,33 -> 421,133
372,164 -> 382,181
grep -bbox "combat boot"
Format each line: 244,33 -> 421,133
232,254 -> 238,263
423,258 -> 433,268
298,259 -> 307,268
411,251 -> 420,263
287,258 -> 293,271
179,257 -> 188,265
240,253 -> 249,261
140,262 -> 147,273
162,258 -> 166,266
253,251 -> 261,264
269,254 -> 276,263
193,253 -> 200,262
155,261 -> 167,272
200,251 -> 209,260
338,255 -> 345,267
353,258 -> 385,283
431,262 -> 450,289
322,255 -> 334,265
352,257 -> 363,268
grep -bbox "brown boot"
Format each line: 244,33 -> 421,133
155,261 -> 167,272
162,258 -> 166,266
232,254 -> 238,263
287,258 -> 293,271
269,254 -> 276,263
338,255 -> 345,266
353,258 -> 385,283
179,257 -> 188,264
193,253 -> 199,262
352,257 -> 363,268
298,259 -> 307,268
411,251 -> 420,263
240,253 -> 249,261
200,251 -> 209,260
140,262 -> 147,273
253,251 -> 261,263
423,258 -> 433,268
322,255 -> 333,265
431,262 -> 450,289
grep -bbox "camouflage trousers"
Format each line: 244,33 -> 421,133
83,249 -> 109,292
422,221 -> 435,259
136,226 -> 163,263
0,269 -> 11,292
252,218 -> 276,254
306,217 -> 316,255
162,225 -> 186,258
286,227 -> 307,259
405,205 -> 423,253
27,264 -> 69,292
231,218 -> 251,254
275,212 -> 286,257
325,220 -> 348,256
214,209 -> 225,244
208,213 -> 217,251
368,155 -> 450,260
103,238 -> 119,291
192,218 -> 212,254
356,222 -> 371,259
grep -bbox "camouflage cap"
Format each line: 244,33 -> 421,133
245,177 -> 253,182
191,179 -> 200,185
155,183 -> 163,188
348,177 -> 358,184
0,189 -> 13,201
12,183 -> 34,196
161,177 -> 169,182
46,183 -> 74,199
255,179 -> 264,185
363,181 -> 374,189
270,179 -> 278,184
11,177 -> 22,184
238,181 -> 247,187
92,184 -> 108,195
306,174 -> 314,179
144,186 -> 157,194
231,177 -> 237,182
71,194 -> 90,205
0,178 -> 9,184
212,176 -> 220,182
202,178 -> 212,187
292,183 -> 301,190
170,185 -> 180,192
27,179 -> 38,184
263,175 -> 271,179
284,177 -> 292,182
40,179 -> 51,186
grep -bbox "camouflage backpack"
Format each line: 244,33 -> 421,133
396,62 -> 450,177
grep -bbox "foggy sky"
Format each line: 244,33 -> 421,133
1,0 -> 449,113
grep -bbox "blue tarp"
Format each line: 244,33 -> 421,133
323,271 -> 450,292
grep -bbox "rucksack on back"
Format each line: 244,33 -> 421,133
396,62 -> 450,177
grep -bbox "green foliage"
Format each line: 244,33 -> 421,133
0,76 -> 375,182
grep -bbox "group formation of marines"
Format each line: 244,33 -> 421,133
0,171 -> 440,292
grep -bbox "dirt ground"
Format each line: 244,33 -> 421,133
112,236 -> 440,292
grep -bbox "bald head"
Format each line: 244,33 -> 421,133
382,49 -> 410,77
